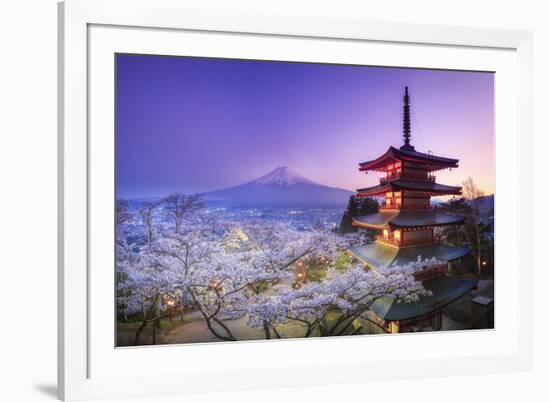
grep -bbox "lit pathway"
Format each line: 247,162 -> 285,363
163,276 -> 307,344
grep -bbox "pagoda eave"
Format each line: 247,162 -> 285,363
356,180 -> 462,197
369,275 -> 478,321
352,220 -> 386,230
358,146 -> 459,173
352,211 -> 466,229
348,242 -> 472,271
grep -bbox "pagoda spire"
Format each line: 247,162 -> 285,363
401,86 -> 415,151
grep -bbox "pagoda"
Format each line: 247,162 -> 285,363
349,87 -> 477,333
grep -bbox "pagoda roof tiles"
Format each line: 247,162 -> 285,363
357,179 -> 462,196
352,210 -> 466,229
369,275 -> 478,321
348,242 -> 471,270
359,146 -> 459,172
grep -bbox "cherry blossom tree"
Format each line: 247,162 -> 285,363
162,192 -> 203,234
116,194 -> 434,344
246,258 -> 435,338
150,219 -> 343,341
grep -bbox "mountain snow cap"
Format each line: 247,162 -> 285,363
250,166 -> 318,186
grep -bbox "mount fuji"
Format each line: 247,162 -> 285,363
204,167 -> 353,208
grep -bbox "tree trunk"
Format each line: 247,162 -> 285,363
134,318 -> 148,346
263,321 -> 271,339
318,318 -> 329,336
153,295 -> 161,329
271,325 -> 282,339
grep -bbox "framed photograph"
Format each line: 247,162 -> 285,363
58,0 -> 533,400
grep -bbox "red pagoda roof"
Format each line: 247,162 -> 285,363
357,179 -> 462,196
359,146 -> 459,172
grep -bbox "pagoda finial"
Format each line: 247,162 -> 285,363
401,86 -> 415,151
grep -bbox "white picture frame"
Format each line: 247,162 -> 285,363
58,0 -> 533,400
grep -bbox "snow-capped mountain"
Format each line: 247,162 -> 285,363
204,167 -> 353,208
249,166 -> 317,186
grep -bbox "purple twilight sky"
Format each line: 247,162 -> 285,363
116,54 -> 494,199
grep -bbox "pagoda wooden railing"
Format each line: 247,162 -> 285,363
379,204 -> 432,211
376,234 -> 442,247
414,265 -> 446,281
380,174 -> 436,184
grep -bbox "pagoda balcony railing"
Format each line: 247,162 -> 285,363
376,234 -> 442,247
379,174 -> 436,184
379,204 -> 432,211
